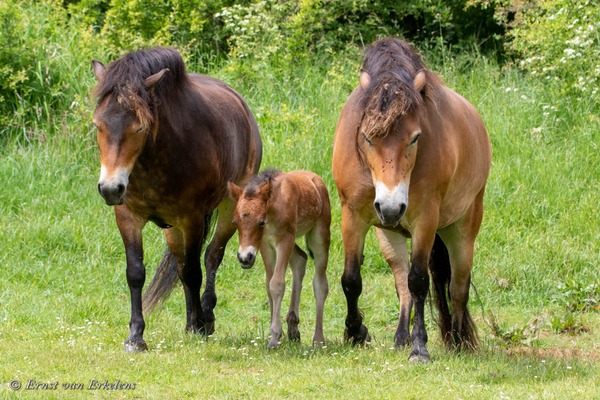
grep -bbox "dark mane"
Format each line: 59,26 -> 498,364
244,169 -> 282,197
93,47 -> 190,135
359,38 -> 440,139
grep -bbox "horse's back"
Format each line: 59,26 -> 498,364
278,171 -> 331,234
185,73 -> 262,184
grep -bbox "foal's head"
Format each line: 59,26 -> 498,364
228,170 -> 281,268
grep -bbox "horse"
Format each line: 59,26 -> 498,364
91,47 -> 262,352
227,169 -> 331,348
332,38 -> 491,363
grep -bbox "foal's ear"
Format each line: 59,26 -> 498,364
227,181 -> 243,202
413,70 -> 427,94
359,69 -> 371,90
145,68 -> 170,88
91,60 -> 106,81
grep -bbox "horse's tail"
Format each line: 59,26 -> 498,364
142,212 -> 214,314
429,233 -> 479,350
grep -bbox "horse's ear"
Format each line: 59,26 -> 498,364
145,68 -> 169,88
92,60 -> 105,81
227,181 -> 243,202
359,69 -> 371,90
413,70 -> 427,94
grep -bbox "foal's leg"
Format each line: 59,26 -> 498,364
116,206 -> 148,352
306,221 -> 330,346
261,244 -> 276,316
374,228 -> 411,348
203,199 -> 238,335
287,244 -> 307,342
267,234 -> 295,348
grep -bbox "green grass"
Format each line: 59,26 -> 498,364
1,48 -> 599,399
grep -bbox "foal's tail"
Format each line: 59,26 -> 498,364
142,212 -> 214,314
429,234 -> 479,350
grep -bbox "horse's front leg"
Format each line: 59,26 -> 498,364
267,235 -> 295,349
340,206 -> 371,345
115,206 -> 148,352
374,228 -> 411,348
407,221 -> 438,363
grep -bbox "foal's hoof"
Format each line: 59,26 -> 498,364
123,340 -> 148,353
344,324 -> 371,345
267,339 -> 280,349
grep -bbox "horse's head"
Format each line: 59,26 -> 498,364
358,69 -> 427,227
91,60 -> 168,205
228,179 -> 271,269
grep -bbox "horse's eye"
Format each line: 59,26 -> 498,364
231,220 -> 238,227
135,126 -> 144,134
410,132 -> 421,145
363,132 -> 372,146
258,219 -> 266,228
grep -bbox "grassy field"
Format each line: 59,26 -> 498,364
1,47 -> 599,399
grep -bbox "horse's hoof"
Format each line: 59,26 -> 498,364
344,324 -> 371,345
288,330 -> 301,342
409,347 -> 431,363
409,354 -> 431,364
200,321 -> 215,337
267,339 -> 280,349
123,340 -> 148,353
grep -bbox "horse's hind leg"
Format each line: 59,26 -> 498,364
287,244 -> 307,343
438,199 -> 483,351
306,221 -> 330,346
375,228 -> 411,348
202,200 -> 237,335
167,220 -> 206,334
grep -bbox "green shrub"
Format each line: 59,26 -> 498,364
500,0 -> 599,104
99,0 -> 246,58
0,0 -> 107,143
217,0 -> 504,65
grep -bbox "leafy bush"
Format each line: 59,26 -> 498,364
98,0 -> 246,59
0,0 -> 106,142
499,0 -> 599,104
217,0 -> 504,65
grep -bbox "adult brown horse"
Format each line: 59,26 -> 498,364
91,47 -> 262,352
332,38 -> 491,362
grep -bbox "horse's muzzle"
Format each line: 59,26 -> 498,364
374,200 -> 406,226
373,182 -> 409,226
98,182 -> 126,205
237,247 -> 257,269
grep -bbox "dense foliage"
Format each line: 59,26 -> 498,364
0,0 -> 598,142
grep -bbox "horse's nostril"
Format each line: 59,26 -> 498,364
399,203 -> 407,218
374,201 -> 382,216
97,183 -> 102,195
117,183 -> 125,195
